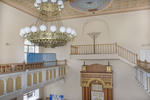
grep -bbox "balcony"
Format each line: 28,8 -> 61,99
70,43 -> 138,66
135,60 -> 150,96
0,60 -> 66,100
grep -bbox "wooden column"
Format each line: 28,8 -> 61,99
108,89 -> 113,100
89,86 -> 91,100
104,88 -> 107,100
82,87 -> 85,100
86,87 -> 89,100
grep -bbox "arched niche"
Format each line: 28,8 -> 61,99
33,73 -> 37,84
54,69 -> 56,78
46,70 -> 49,81
7,78 -> 14,93
82,19 -> 110,35
0,80 -> 4,95
61,67 -> 63,76
16,76 -> 22,90
59,68 -> 61,77
64,67 -> 66,75
81,19 -> 111,44
39,72 -> 42,83
50,70 -> 53,79
27,74 -> 32,86
87,78 -> 105,88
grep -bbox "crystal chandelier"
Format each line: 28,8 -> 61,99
19,0 -> 77,48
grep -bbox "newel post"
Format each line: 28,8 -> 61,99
144,60 -> 147,68
23,61 -> 26,71
65,59 -> 67,65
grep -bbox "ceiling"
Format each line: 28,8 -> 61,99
1,0 -> 150,20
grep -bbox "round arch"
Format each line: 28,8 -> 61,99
87,78 -> 106,88
82,19 -> 110,36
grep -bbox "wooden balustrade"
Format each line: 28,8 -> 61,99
117,45 -> 137,64
137,60 -> 150,73
71,43 -> 117,55
0,60 -> 67,74
71,43 -> 138,64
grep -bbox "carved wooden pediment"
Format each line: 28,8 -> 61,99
81,63 -> 113,88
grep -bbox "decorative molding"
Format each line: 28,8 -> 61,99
1,0 -> 150,21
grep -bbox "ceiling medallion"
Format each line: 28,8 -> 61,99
70,0 -> 111,12
19,0 -> 76,48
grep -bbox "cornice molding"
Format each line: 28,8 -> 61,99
1,0 -> 150,21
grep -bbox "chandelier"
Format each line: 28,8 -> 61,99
19,0 -> 77,48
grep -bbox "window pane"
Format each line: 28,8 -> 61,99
35,46 -> 39,53
24,53 -> 27,62
29,46 -> 34,53
24,39 -> 32,45
24,46 -> 28,52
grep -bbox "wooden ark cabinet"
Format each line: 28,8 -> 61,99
81,63 -> 113,100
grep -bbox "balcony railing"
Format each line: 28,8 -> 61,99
137,60 -> 150,73
71,43 -> 138,64
0,60 -> 66,74
0,60 -> 66,99
135,61 -> 150,96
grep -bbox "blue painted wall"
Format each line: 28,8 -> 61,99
27,53 -> 56,66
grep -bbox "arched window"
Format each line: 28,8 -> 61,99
24,40 -> 39,62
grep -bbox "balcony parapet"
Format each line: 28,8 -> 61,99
135,65 -> 150,96
137,60 -> 150,73
71,43 -> 138,64
0,60 -> 66,74
0,60 -> 66,100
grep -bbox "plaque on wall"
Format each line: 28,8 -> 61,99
92,84 -> 102,91
91,91 -> 104,100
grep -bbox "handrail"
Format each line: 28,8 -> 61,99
70,43 -> 138,64
117,45 -> 137,64
0,60 -> 67,74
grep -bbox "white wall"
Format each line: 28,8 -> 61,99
61,9 -> 150,56
43,59 -> 150,100
1,1 -> 150,100
0,2 -> 37,64
42,9 -> 150,100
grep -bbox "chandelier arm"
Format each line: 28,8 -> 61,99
35,11 -> 42,26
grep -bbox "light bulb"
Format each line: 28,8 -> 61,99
40,25 -> 47,31
34,3 -> 38,7
42,0 -> 48,2
60,26 -> 66,33
31,26 -> 38,32
51,0 -> 57,3
71,30 -> 76,36
66,27 -> 72,33
58,0 -> 63,5
20,28 -> 25,36
59,8 -> 62,11
24,27 -> 31,33
61,5 -> 64,8
50,25 -> 57,32
37,7 -> 40,10
36,0 -> 41,3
